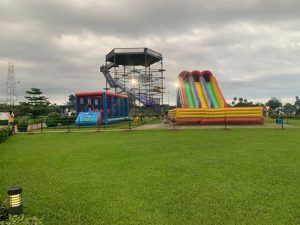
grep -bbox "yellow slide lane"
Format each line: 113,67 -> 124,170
195,81 -> 208,108
210,76 -> 225,107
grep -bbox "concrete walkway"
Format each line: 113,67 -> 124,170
133,122 -> 299,130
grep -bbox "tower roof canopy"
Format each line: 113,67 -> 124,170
106,48 -> 162,66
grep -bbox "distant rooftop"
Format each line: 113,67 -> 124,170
106,48 -> 162,66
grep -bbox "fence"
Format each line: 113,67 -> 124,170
14,115 -> 299,134
19,116 -> 163,134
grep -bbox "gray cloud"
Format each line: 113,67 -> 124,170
0,0 -> 300,105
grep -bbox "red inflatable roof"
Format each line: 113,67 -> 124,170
75,91 -> 127,98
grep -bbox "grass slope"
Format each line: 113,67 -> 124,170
1,129 -> 300,225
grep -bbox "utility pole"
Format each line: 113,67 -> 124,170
5,62 -> 18,105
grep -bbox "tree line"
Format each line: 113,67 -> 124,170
230,96 -> 300,117
1,87 -> 299,118
0,88 -> 76,117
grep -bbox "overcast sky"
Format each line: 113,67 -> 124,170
0,0 -> 300,105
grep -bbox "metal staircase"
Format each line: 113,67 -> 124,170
100,63 -> 156,106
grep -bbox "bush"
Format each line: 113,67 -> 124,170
46,112 -> 60,127
0,215 -> 43,225
7,128 -> 13,136
0,119 -> 18,126
45,119 -> 58,127
0,195 -> 8,221
14,119 -> 19,125
17,120 -> 28,132
0,120 -> 8,126
59,116 -> 76,126
47,112 -> 60,118
0,127 -> 14,143
0,128 -> 9,143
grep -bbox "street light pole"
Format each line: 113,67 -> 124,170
131,78 -> 137,116
167,91 -> 169,109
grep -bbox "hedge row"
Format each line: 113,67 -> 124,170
0,215 -> 43,225
0,119 -> 19,126
0,127 -> 13,143
0,120 -> 8,126
46,115 -> 77,127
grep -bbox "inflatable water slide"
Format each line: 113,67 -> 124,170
168,70 -> 264,124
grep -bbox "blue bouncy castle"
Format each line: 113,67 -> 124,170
75,91 -> 129,126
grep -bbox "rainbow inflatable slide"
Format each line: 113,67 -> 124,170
168,70 -> 264,124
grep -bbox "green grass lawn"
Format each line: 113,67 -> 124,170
264,117 -> 300,127
286,119 -> 300,126
1,129 -> 300,225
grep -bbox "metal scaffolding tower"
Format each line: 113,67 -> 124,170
100,48 -> 165,115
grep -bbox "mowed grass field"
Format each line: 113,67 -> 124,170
1,129 -> 300,225
264,117 -> 300,127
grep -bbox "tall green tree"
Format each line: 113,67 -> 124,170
295,96 -> 300,108
266,97 -> 282,116
295,96 -> 300,115
25,88 -> 48,105
24,88 -> 50,117
282,103 -> 296,116
67,94 -> 76,109
231,97 -> 253,107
